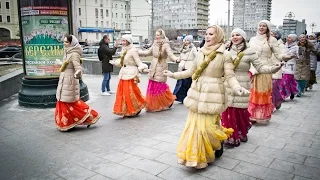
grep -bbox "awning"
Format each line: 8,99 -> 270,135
78,28 -> 115,33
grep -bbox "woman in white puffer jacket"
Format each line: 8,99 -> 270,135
279,34 -> 299,100
173,35 -> 197,103
222,28 -> 281,146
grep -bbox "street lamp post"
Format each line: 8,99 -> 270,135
226,0 -> 231,40
310,22 -> 317,33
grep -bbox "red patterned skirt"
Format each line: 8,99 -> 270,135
55,100 -> 100,131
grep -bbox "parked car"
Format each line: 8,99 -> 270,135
0,46 -> 21,58
82,46 -> 99,58
82,45 -> 121,58
8,52 -> 22,62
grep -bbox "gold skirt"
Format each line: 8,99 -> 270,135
177,110 -> 233,169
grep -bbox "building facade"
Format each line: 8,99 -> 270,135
152,0 -> 210,39
75,0 -> 150,43
0,0 -> 19,40
233,0 -> 272,31
130,0 -> 151,42
282,19 -> 306,37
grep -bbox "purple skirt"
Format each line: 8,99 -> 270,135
272,79 -> 284,108
279,74 -> 299,99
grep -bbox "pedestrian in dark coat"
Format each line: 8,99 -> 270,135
98,35 -> 119,96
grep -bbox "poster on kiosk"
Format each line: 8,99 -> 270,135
19,0 -> 70,78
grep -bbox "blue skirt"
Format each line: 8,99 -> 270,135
173,77 -> 192,103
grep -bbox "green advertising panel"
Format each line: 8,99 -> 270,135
20,1 -> 69,78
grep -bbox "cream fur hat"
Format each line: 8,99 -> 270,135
232,28 -> 247,40
122,34 -> 132,44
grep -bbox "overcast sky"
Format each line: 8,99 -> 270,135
209,0 -> 320,33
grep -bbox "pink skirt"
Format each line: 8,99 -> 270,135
145,80 -> 176,112
279,74 -> 299,99
221,107 -> 252,146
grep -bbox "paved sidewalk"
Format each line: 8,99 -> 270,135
0,74 -> 320,180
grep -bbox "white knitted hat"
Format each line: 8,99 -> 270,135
122,34 -> 132,44
231,28 -> 247,40
184,35 -> 193,42
258,20 -> 271,31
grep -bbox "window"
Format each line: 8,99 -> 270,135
116,23 -> 118,29
113,22 -> 115,27
0,16 -> 2,23
79,0 -> 81,3
101,21 -> 104,27
106,21 -> 109,27
125,5 -> 126,10
95,8 -> 98,17
7,16 -> 10,23
128,23 -> 130,29
106,9 -> 109,17
125,14 -> 127,19
115,4 -> 117,8
128,14 -> 130,19
6,2 -> 9,9
121,5 -> 123,9
121,13 -> 123,18
100,9 -> 103,18
79,8 -> 81,15
79,20 -> 82,27
116,13 -> 118,18
95,0 -> 98,4
95,21 -> 98,27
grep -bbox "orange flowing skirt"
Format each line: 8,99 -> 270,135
248,74 -> 273,122
55,100 -> 100,131
113,79 -> 146,116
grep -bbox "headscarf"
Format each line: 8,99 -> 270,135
64,35 -> 81,58
205,25 -> 225,47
